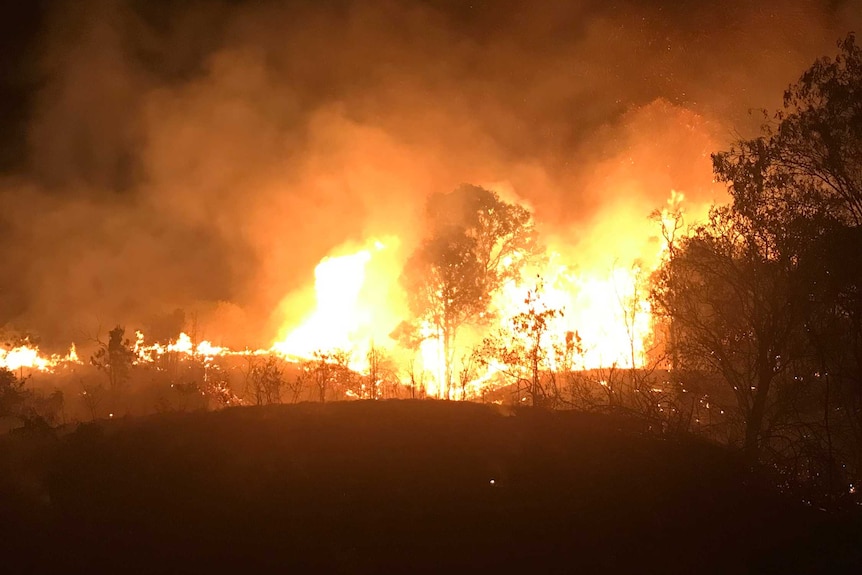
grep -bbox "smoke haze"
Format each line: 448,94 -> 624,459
1,0 -> 859,350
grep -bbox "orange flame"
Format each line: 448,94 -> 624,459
4,191 -> 701,401
271,237 -> 405,371
0,341 -> 82,373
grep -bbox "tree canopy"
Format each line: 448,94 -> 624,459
400,184 -> 537,397
652,34 -> 862,488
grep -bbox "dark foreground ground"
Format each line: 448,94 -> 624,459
1,401 -> 860,574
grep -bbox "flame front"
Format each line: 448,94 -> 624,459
134,331 -> 237,363
265,215 -> 671,397
0,341 -> 82,373
3,192 -> 693,400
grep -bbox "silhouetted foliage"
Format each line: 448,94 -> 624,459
0,367 -> 63,426
713,34 -> 861,226
90,325 -> 135,391
297,349 -> 354,403
245,355 -> 285,405
79,382 -> 106,421
476,280 -> 569,407
0,367 -> 27,417
651,206 -> 803,460
357,344 -> 398,399
653,35 -> 862,503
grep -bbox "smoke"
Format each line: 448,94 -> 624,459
1,0 -> 859,350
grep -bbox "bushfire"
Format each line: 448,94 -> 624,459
1,191 -> 699,401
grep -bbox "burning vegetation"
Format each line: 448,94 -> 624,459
1,182 -> 679,408
2,0 -> 862,521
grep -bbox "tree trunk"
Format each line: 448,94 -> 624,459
442,325 -> 452,400
531,350 -> 540,407
744,357 -> 773,463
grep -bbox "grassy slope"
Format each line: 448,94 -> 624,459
1,400 -> 859,574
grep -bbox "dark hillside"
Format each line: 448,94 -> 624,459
1,401 -> 859,573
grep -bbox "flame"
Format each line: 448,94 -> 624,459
0,340 -> 83,373
4,191 -> 700,401
263,192 -> 686,397
272,249 -> 373,361
66,343 -> 80,364
409,261 -> 655,398
271,238 -> 404,371
133,331 -> 239,363
497,259 -> 652,370
417,323 -> 446,397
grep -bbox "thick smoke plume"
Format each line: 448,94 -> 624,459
1,0 -> 859,351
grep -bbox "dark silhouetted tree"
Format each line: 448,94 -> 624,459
90,326 -> 135,391
792,225 -> 862,502
651,206 -> 804,461
653,34 -> 862,473
713,34 -> 861,227
0,367 -> 27,417
297,349 -> 354,403
245,355 -> 285,405
358,344 -> 398,399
